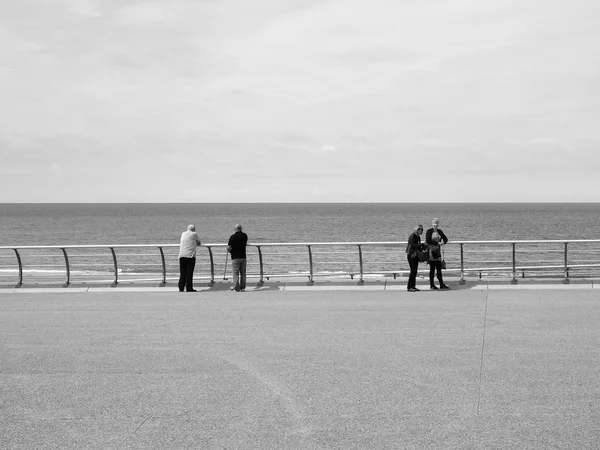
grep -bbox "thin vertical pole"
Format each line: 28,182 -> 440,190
13,249 -> 23,288
207,246 -> 215,286
357,245 -> 364,285
307,245 -> 314,285
459,243 -> 465,285
61,248 -> 70,287
257,246 -> 264,286
110,247 -> 118,287
158,247 -> 166,287
511,243 -> 517,284
562,242 -> 570,284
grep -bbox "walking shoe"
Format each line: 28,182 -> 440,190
430,285 -> 439,290
440,285 -> 450,290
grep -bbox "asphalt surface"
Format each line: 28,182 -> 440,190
1,286 -> 599,449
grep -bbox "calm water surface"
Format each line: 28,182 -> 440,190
2,203 -> 598,246
1,203 -> 599,278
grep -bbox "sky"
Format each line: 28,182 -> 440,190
1,0 -> 600,203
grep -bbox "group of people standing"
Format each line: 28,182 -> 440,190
178,224 -> 248,293
406,218 -> 449,292
178,218 -> 449,293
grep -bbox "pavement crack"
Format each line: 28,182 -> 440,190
120,415 -> 152,448
476,290 -> 489,417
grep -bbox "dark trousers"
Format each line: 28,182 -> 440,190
231,258 -> 247,291
407,256 -> 419,289
178,257 -> 196,292
429,261 -> 444,287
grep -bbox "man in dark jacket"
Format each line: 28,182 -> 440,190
406,224 -> 425,292
227,224 -> 248,292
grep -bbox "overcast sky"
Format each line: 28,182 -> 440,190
1,0 -> 599,202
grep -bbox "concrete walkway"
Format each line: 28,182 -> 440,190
1,287 -> 599,449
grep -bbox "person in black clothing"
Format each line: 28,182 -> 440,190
227,224 -> 248,292
425,218 -> 449,290
406,224 -> 425,292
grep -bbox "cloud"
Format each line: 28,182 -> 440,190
418,138 -> 445,148
506,138 -> 564,147
178,187 -> 251,201
64,0 -> 103,18
270,133 -> 315,152
320,145 -> 337,152
309,187 -> 334,196
48,162 -> 61,175
113,2 -> 183,25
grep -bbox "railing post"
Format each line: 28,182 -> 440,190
13,249 -> 23,288
357,245 -> 364,285
562,242 -> 570,284
256,246 -> 264,287
110,247 -> 118,287
158,247 -> 167,287
307,245 -> 314,285
459,243 -> 465,284
511,243 -> 517,284
207,246 -> 215,286
60,248 -> 70,287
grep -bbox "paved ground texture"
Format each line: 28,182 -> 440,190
1,287 -> 599,449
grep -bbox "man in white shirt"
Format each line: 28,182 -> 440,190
178,224 -> 201,292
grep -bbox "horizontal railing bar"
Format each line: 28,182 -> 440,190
71,263 -> 116,267
443,263 -> 600,272
104,263 -> 162,267
15,264 -> 595,277
261,263 -> 310,266
18,264 -> 65,268
4,238 -> 600,252
12,263 -> 600,272
0,240 -> 598,262
12,272 -> 458,281
312,250 -> 366,254
313,262 -> 359,265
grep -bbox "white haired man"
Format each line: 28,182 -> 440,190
227,224 -> 248,292
178,224 -> 201,292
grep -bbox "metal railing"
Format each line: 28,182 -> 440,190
1,239 -> 600,288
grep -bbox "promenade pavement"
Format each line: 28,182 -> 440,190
1,281 -> 599,449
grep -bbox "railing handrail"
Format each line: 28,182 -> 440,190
3,238 -> 600,251
2,239 -> 600,288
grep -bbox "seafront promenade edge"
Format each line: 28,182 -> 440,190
1,283 -> 599,449
0,274 -> 599,293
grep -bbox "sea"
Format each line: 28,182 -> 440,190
1,203 -> 599,282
